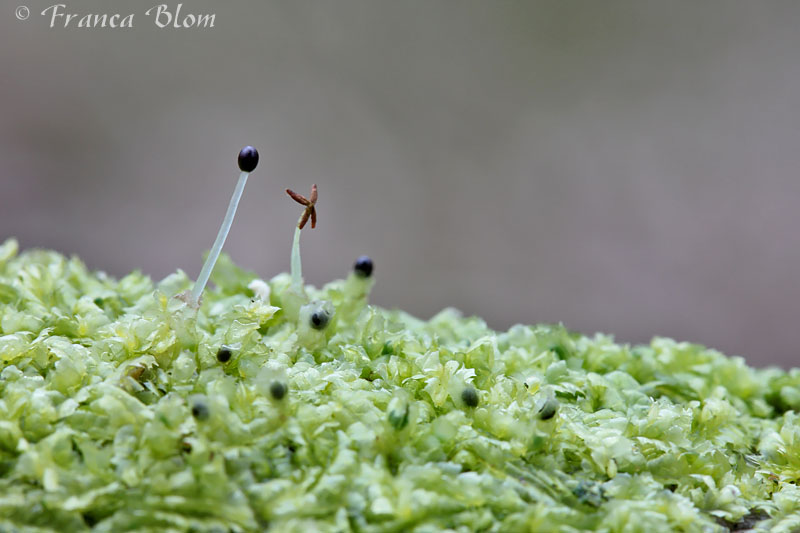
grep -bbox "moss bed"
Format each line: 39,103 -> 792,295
1,238 -> 800,532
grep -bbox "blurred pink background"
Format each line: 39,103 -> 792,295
2,1 -> 799,367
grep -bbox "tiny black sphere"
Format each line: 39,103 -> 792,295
237,146 -> 259,172
461,386 -> 479,408
216,347 -> 232,363
354,255 -> 374,278
539,398 -> 559,420
310,309 -> 330,330
191,402 -> 209,421
270,381 -> 287,400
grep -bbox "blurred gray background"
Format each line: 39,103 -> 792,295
2,1 -> 799,367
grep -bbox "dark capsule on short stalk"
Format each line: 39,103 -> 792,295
539,398 -> 559,420
461,386 -> 479,408
310,309 -> 330,330
216,347 -> 232,363
270,381 -> 287,400
191,401 -> 210,421
354,255 -> 374,278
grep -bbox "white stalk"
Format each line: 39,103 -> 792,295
290,219 -> 303,291
191,170 -> 249,305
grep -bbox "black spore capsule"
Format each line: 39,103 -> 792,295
270,381 -> 287,400
461,386 -> 479,408
237,146 -> 259,173
216,347 -> 232,363
310,309 -> 330,330
191,401 -> 209,421
354,255 -> 374,278
539,398 -> 559,420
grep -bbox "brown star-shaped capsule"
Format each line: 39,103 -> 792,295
286,184 -> 318,229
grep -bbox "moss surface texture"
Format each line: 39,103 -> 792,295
1,238 -> 800,532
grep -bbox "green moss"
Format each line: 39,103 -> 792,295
1,238 -> 800,532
